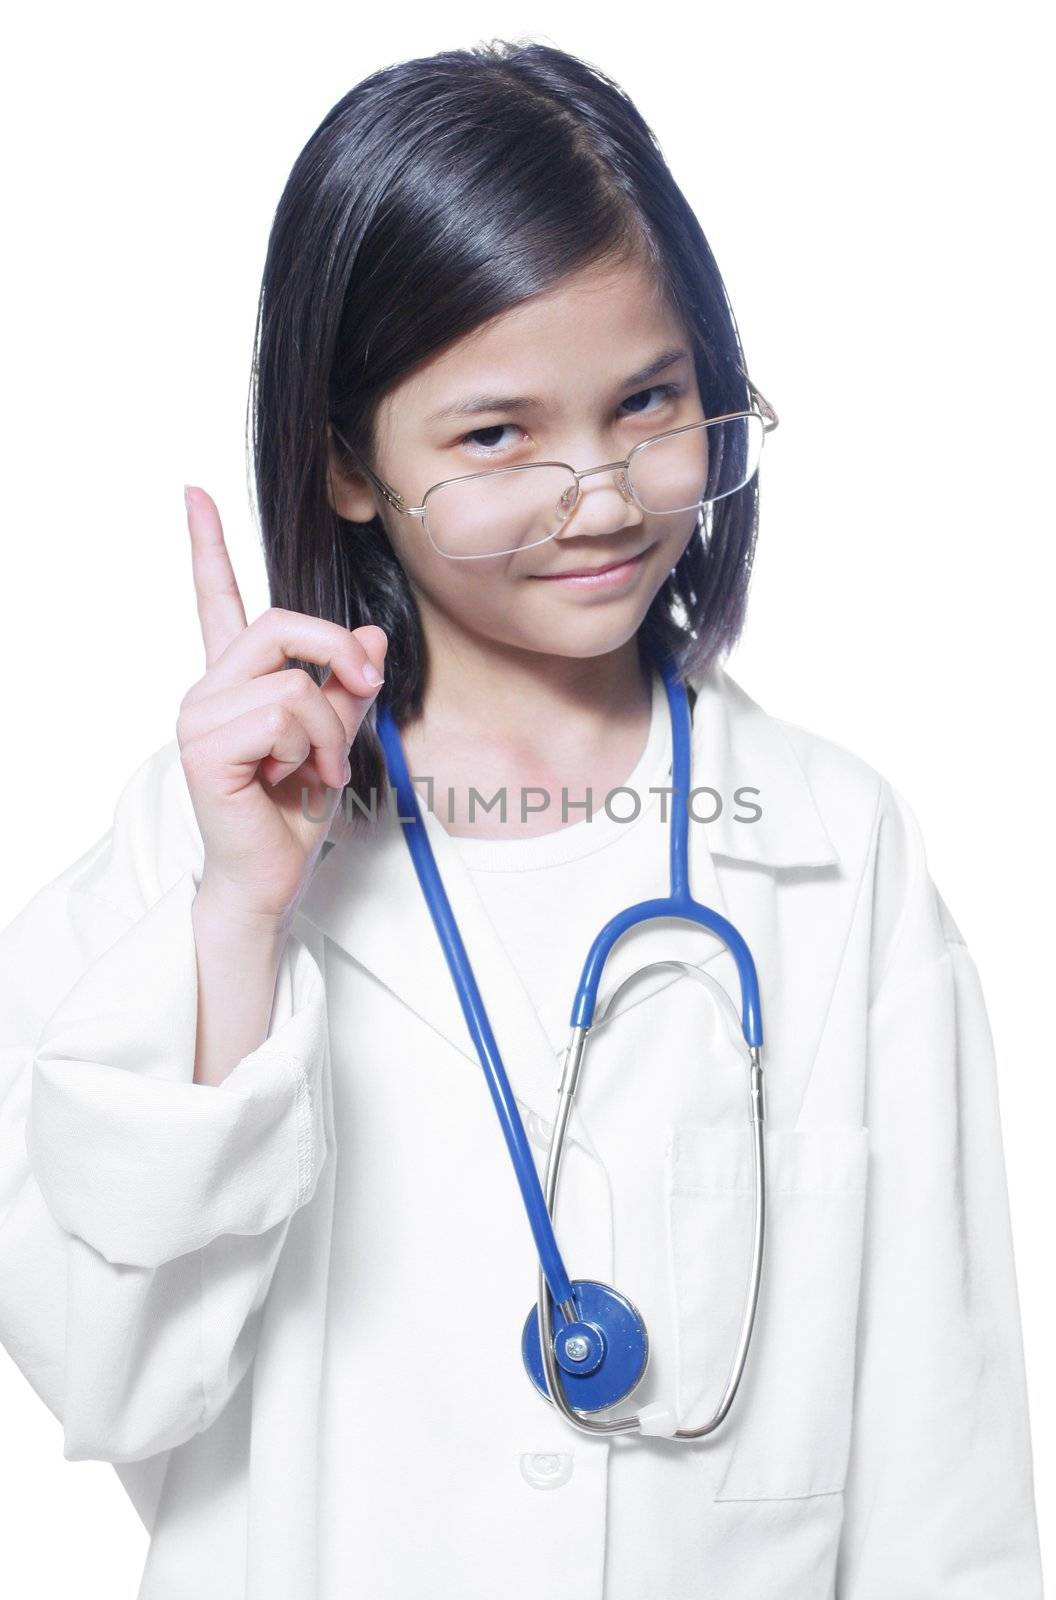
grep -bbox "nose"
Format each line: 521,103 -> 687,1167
555,462 -> 640,541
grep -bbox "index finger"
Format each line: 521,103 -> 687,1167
185,485 -> 248,666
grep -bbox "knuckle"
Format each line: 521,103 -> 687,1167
278,665 -> 314,701
179,738 -> 206,780
264,702 -> 295,739
177,680 -> 203,719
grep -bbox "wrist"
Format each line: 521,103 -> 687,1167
193,873 -> 292,950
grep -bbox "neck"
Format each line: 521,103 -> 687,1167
419,621 -> 651,745
399,617 -> 657,838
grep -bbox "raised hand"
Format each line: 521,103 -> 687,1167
178,485 -> 387,929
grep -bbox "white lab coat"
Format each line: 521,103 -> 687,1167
0,658 -> 1044,1599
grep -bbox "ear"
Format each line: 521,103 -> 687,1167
326,424 -> 383,523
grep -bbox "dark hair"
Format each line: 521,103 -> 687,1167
247,37 -> 761,818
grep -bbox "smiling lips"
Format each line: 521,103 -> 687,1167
536,546 -> 653,582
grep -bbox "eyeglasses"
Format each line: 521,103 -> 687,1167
329,370 -> 778,561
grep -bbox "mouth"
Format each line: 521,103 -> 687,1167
532,545 -> 655,588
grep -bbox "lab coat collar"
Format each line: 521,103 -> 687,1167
294,658 -> 839,1139
680,659 -> 838,870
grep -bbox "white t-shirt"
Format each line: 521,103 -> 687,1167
447,667 -> 673,1053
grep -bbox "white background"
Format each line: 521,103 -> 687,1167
1,2 -> 1051,1591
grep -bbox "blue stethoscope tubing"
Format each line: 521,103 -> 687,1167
374,640 -> 767,1440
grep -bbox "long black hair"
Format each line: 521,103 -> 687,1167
247,37 -> 762,815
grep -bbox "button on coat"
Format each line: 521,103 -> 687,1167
0,659 -> 1044,1598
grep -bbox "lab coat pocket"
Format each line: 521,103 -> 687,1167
665,1123 -> 869,1500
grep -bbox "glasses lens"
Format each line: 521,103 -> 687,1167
423,465 -> 577,559
628,416 -> 764,514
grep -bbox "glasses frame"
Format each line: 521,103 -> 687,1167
329,368 -> 779,561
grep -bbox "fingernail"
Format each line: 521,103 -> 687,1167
363,662 -> 383,686
184,484 -> 196,513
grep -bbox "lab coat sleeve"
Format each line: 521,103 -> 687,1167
835,783 -> 1043,1597
0,742 -> 332,1465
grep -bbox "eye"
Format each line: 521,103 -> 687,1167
459,421 -> 524,455
457,384 -> 683,458
618,381 -> 682,418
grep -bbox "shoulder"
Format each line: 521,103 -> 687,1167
708,663 -> 960,986
770,699 -> 898,865
0,740 -> 203,1047
46,737 -> 203,925
718,661 -> 915,857
775,704 -> 962,930
697,659 -> 888,870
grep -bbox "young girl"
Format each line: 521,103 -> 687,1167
0,38 -> 1043,1600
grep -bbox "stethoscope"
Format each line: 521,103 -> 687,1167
374,640 -> 766,1441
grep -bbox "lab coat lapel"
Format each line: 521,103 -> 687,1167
573,658 -> 841,1056
294,658 -> 840,1135
296,769 -> 578,1133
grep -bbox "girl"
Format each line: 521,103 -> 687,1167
0,37 -> 1043,1600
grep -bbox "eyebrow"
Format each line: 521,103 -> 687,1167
423,346 -> 691,425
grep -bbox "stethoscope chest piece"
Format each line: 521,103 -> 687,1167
521,1279 -> 649,1411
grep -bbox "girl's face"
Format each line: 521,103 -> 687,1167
328,254 -> 706,667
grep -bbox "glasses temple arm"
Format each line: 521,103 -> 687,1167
741,373 -> 779,432
328,421 -> 410,511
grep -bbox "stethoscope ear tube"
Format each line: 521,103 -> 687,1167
375,698 -> 578,1309
376,640 -> 767,1441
